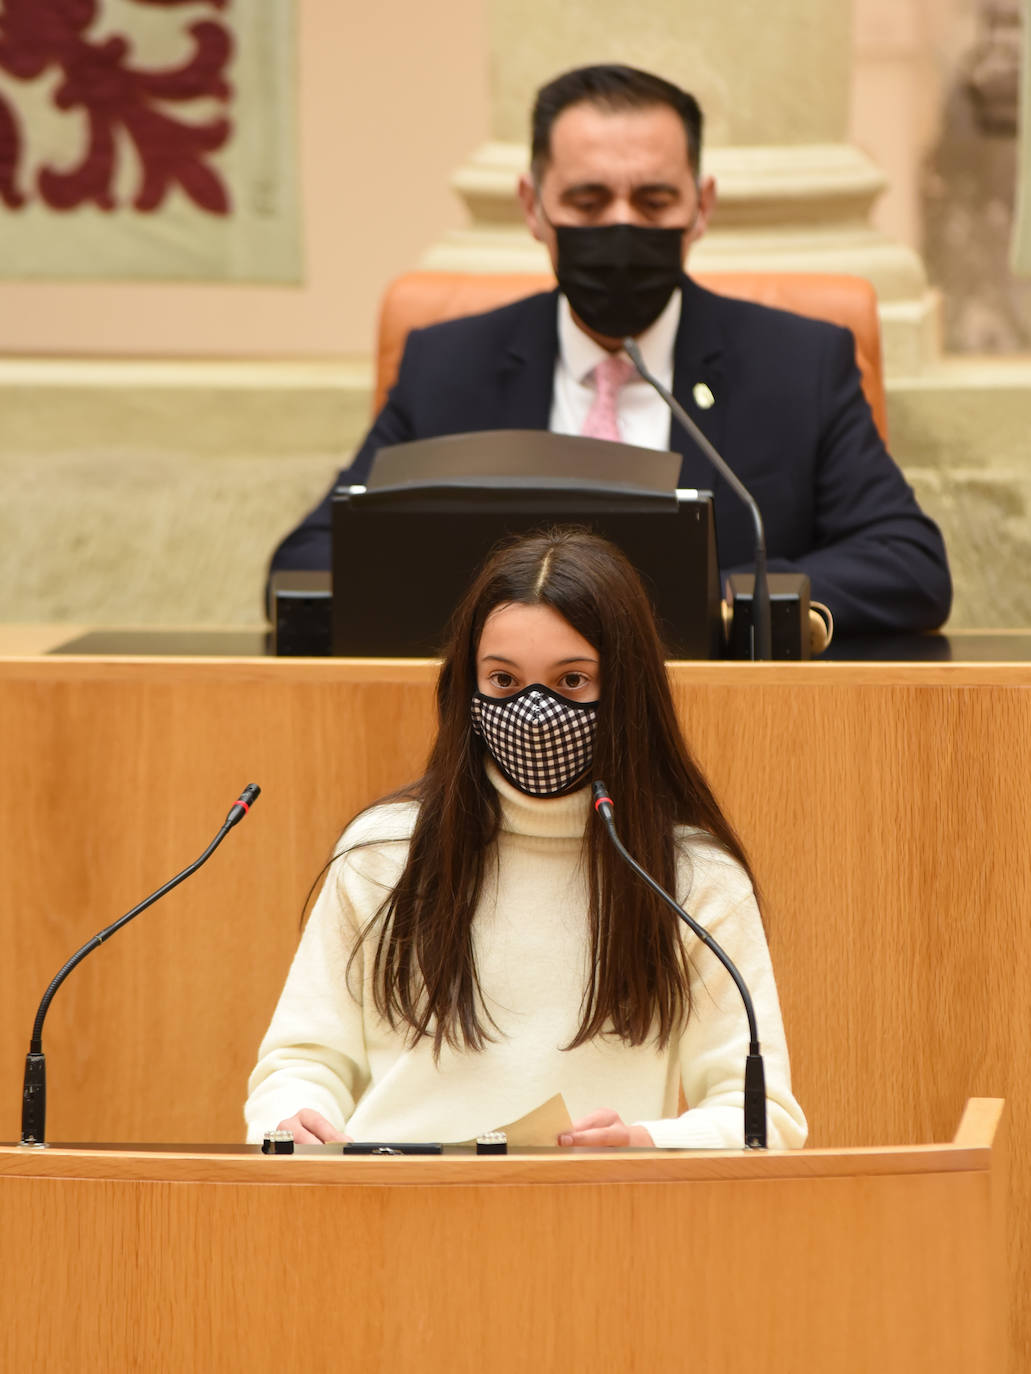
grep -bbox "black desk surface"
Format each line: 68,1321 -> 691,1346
50,629 -> 273,657
820,631 -> 1031,663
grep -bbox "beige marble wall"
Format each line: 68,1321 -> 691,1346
0,450 -> 339,626
889,362 -> 1031,628
0,359 -> 370,625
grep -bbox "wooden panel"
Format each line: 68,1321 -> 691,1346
0,1117 -> 1004,1374
0,657 -> 438,1150
0,656 -> 1027,1362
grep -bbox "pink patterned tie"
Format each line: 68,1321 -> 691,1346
581,353 -> 636,442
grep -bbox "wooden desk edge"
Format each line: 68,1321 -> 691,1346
1,654 -> 1031,687
0,1138 -> 997,1188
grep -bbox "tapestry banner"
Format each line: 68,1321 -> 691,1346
0,0 -> 300,281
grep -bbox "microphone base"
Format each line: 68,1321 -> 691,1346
743,1051 -> 768,1150
270,570 -> 332,656
21,1049 -> 47,1149
725,573 -> 812,660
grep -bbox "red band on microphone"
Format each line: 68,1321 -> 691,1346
235,799 -> 250,814
593,794 -> 613,812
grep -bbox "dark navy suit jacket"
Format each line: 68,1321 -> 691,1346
270,276 -> 951,635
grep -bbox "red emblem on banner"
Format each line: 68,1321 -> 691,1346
0,0 -> 233,214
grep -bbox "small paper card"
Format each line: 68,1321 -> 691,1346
492,1093 -> 573,1147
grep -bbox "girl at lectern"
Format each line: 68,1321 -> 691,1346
245,528 -> 806,1149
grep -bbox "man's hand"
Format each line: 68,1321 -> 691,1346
276,1108 -> 351,1144
557,1108 -> 655,1148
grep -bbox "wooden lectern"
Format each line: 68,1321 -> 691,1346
0,1099 -> 1006,1373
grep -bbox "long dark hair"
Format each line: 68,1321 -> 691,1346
361,527 -> 755,1056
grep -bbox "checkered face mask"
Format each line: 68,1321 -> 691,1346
471,684 -> 598,797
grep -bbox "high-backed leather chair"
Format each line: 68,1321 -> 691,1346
373,270 -> 888,442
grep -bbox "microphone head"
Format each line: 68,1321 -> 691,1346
591,780 -> 614,812
225,783 -> 262,828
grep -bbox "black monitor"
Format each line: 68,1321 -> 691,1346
330,430 -> 721,658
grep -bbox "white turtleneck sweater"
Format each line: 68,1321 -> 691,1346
244,766 -> 807,1150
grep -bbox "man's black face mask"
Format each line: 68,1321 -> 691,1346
554,223 -> 685,340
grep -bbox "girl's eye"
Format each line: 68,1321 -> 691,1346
489,671 -> 517,691
560,672 -> 587,691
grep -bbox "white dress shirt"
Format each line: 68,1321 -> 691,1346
548,288 -> 681,450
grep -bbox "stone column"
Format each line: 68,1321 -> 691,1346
1007,0 -> 1031,272
422,0 -> 937,372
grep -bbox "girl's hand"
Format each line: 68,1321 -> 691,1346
276,1108 -> 352,1144
557,1108 -> 654,1148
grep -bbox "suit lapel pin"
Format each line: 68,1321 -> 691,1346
693,382 -> 715,410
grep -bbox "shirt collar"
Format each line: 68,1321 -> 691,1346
557,287 -> 682,386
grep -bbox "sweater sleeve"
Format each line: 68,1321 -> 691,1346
634,842 -> 808,1151
243,857 -> 371,1143
243,805 -> 415,1143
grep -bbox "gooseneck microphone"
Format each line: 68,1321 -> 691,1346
621,336 -> 772,661
20,784 -> 261,1148
591,782 -> 767,1149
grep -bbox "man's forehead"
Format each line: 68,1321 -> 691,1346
542,100 -> 693,182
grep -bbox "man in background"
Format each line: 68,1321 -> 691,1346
270,64 -> 951,636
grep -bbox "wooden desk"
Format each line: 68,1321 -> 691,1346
0,653 -> 1028,1360
0,1100 -> 1007,1373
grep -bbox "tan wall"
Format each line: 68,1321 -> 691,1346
0,0 -> 490,359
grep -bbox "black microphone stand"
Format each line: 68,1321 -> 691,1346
20,784 -> 261,1148
592,782 -> 767,1149
622,336 -> 772,661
